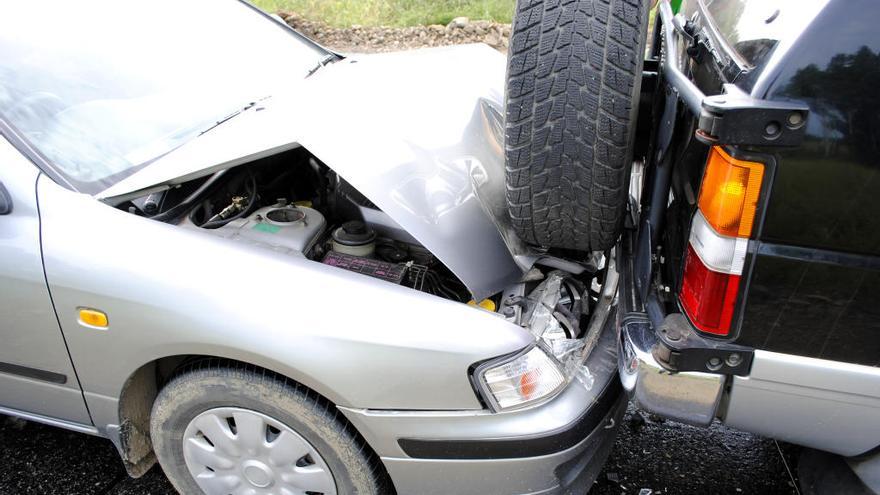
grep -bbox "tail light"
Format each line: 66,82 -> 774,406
698,147 -> 765,237
680,147 -> 764,336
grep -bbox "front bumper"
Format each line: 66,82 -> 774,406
340,320 -> 625,495
615,238 -> 726,426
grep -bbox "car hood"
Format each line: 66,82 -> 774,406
98,44 -> 539,299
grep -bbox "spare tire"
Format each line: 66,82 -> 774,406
505,0 -> 650,251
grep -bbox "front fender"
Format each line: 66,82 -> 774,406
37,176 -> 532,428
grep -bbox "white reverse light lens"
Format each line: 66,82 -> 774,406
481,346 -> 565,410
689,210 -> 748,275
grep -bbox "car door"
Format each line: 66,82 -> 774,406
0,134 -> 91,425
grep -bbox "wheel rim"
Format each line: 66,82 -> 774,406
182,407 -> 337,495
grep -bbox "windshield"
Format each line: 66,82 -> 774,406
0,0 -> 328,193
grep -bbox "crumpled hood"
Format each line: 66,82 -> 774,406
295,44 -> 541,299
99,44 -> 537,299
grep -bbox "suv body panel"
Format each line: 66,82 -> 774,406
620,0 -> 880,469
736,0 -> 880,366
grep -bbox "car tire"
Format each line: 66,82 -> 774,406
505,0 -> 650,251
150,361 -> 388,495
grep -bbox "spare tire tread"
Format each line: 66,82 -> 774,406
505,0 -> 648,251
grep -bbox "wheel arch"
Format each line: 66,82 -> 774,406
112,353 -> 381,481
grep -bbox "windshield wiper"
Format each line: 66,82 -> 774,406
306,54 -> 339,78
198,96 -> 270,137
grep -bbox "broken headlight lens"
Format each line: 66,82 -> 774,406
477,345 -> 565,411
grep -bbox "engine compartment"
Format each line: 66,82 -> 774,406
119,146 -> 613,392
121,147 -> 607,341
126,148 -> 472,303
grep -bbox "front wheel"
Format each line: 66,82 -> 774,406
150,362 -> 388,495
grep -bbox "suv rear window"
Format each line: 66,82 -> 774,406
701,0 -> 828,68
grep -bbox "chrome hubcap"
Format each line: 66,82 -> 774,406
182,407 -> 336,495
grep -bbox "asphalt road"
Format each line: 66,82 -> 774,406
0,404 -> 799,495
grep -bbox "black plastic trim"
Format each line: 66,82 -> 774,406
397,375 -> 622,460
0,362 -> 67,384
0,182 -> 11,215
756,243 -> 880,271
655,313 -> 754,375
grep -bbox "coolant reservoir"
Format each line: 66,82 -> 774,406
331,221 -> 376,257
215,205 -> 325,254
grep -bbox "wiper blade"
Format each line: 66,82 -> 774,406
198,96 -> 270,137
307,54 -> 338,78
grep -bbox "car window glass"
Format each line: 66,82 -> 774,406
0,0 -> 326,194
701,0 -> 828,68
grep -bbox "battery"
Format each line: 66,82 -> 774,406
322,251 -> 407,284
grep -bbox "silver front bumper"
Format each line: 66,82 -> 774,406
339,314 -> 626,495
615,248 -> 726,426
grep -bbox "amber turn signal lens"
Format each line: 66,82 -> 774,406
698,147 -> 765,238
78,308 -> 108,328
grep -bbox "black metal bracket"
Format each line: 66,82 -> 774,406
658,1 -> 809,148
697,85 -> 809,147
653,313 -> 754,376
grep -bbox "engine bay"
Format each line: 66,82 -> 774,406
122,147 -> 607,343
126,148 -> 472,303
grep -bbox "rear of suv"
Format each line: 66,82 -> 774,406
503,0 -> 880,491
619,0 -> 880,491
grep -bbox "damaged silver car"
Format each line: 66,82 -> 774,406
0,0 -> 651,493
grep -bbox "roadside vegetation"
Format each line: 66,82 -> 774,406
251,0 -> 515,27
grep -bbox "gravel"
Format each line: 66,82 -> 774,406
0,405 -> 800,494
591,405 -> 800,494
279,12 -> 511,53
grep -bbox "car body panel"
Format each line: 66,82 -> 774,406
380,398 -> 625,495
38,172 -> 536,427
0,137 -> 91,424
734,0 -> 880,366
97,45 -> 536,300
342,318 -> 622,458
724,349 -> 880,456
342,306 -> 625,495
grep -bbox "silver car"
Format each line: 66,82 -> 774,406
0,1 -> 632,494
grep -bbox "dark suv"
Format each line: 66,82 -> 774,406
503,0 -> 880,491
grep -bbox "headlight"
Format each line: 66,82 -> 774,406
476,345 -> 565,411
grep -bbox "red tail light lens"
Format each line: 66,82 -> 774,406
679,147 -> 762,337
680,245 -> 741,335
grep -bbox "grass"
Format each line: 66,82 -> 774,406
250,0 -> 515,27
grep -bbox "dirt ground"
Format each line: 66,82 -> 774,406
279,11 -> 511,53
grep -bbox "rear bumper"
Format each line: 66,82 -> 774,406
340,317 -> 625,495
615,238 -> 726,426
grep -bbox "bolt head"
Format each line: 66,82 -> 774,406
726,353 -> 742,367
